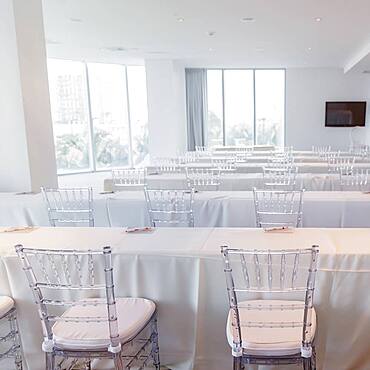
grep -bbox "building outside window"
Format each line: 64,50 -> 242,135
47,59 -> 149,174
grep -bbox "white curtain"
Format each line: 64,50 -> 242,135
185,68 -> 207,150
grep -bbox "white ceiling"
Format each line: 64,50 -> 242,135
42,0 -> 370,70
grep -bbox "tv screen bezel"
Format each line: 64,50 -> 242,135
325,101 -> 367,127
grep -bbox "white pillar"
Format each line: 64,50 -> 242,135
145,59 -> 187,158
0,0 -> 57,192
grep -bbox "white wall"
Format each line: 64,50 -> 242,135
145,65 -> 370,154
0,0 -> 31,191
0,0 -> 57,192
286,68 -> 370,150
145,60 -> 187,158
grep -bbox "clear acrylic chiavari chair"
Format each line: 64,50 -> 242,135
263,167 -> 299,191
221,246 -> 319,370
195,146 -> 209,155
339,168 -> 369,191
41,187 -> 94,227
111,168 -> 147,190
185,167 -> 221,191
184,152 -> 201,164
253,188 -> 304,228
154,157 -> 181,173
212,157 -> 237,172
15,245 -> 160,370
267,153 -> 294,170
144,188 -> 195,227
327,156 -> 355,174
0,297 -> 22,369
312,145 -> 331,156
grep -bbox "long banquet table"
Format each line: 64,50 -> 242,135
1,227 -> 370,370
105,172 -> 360,192
4,191 -> 370,228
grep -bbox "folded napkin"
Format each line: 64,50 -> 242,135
263,226 -> 294,233
2,226 -> 38,233
125,227 -> 155,234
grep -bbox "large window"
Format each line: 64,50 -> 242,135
47,59 -> 148,174
206,69 -> 285,147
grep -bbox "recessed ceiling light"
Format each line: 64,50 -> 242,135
241,17 -> 255,22
207,31 -> 216,37
70,18 -> 83,23
315,17 -> 322,22
177,17 -> 185,22
307,47 -> 312,51
208,47 -> 214,52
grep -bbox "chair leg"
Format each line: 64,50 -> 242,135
45,352 -> 55,370
303,357 -> 312,370
10,311 -> 22,370
113,353 -> 124,370
151,317 -> 161,369
15,355 -> 22,370
233,357 -> 243,370
311,347 -> 317,370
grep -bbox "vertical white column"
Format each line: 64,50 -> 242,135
0,0 -> 57,192
145,59 -> 187,158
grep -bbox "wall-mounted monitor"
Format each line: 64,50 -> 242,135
325,101 -> 367,127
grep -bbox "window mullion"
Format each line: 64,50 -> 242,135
125,66 -> 134,167
221,69 -> 226,146
84,62 -> 96,172
253,69 -> 257,146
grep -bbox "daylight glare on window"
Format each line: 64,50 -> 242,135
206,69 -> 285,147
47,59 -> 149,174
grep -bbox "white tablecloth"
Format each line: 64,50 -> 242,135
105,172 -> 370,192
145,162 -> 370,175
105,191 -> 370,228
3,191 -> 370,228
1,227 -> 370,369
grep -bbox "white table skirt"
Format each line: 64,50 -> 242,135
105,173 -> 357,192
2,191 -> 370,228
152,162 -> 370,174
194,154 -> 370,164
105,191 -> 370,228
145,162 -> 370,175
1,227 -> 370,370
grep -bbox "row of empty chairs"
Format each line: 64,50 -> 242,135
3,242 -> 320,370
41,187 -> 304,229
111,165 -> 370,192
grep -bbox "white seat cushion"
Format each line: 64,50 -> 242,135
53,297 -> 155,350
0,296 -> 14,318
226,300 -> 316,357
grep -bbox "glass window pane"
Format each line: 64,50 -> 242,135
224,70 -> 254,146
206,70 -> 223,147
47,59 -> 92,174
255,70 -> 285,146
127,66 -> 149,166
88,63 -> 130,169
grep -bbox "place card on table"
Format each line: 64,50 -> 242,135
125,227 -> 155,234
2,226 -> 38,233
263,226 -> 295,233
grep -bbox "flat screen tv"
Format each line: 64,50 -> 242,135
325,101 -> 367,127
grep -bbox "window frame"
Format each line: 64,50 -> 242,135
206,68 -> 286,147
48,58 -> 148,176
